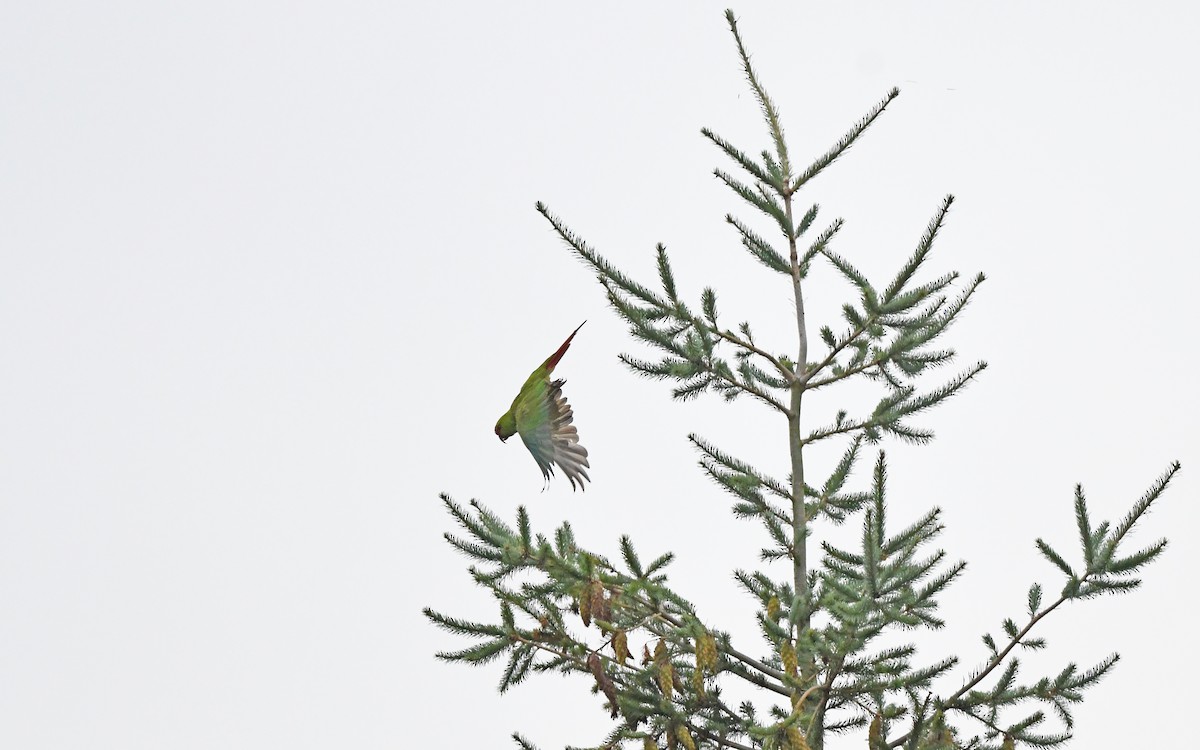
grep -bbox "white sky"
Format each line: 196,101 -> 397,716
2,2 -> 1197,748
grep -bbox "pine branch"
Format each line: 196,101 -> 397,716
631,591 -> 790,689
693,726 -> 758,750
597,258 -> 792,411
726,213 -> 791,274
511,733 -> 540,750
703,127 -> 782,190
804,319 -> 871,385
791,88 -> 900,192
724,10 -> 791,181
691,433 -> 792,501
882,195 -> 954,303
714,167 -> 790,232
885,463 -> 1181,748
943,592 -> 1071,712
707,320 -> 795,382
800,219 -> 845,273
803,413 -> 879,445
537,201 -> 666,308
1096,461 -> 1179,566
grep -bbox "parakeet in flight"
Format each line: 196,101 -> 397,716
495,322 -> 590,490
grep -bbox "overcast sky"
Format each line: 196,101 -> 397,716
2,2 -> 1197,748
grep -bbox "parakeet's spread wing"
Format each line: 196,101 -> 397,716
515,377 -> 590,491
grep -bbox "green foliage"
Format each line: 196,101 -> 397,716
425,495 -> 752,744
426,9 -> 1179,750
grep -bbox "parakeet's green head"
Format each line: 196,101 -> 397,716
495,411 -> 517,441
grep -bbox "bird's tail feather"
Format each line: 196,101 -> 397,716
543,321 -> 586,371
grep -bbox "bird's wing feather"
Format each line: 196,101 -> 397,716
515,377 -> 590,491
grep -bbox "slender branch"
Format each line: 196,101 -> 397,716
718,373 -> 790,413
739,497 -> 794,528
642,616 -> 791,696
724,643 -> 789,685
945,594 -> 1069,706
803,418 -> 874,445
805,354 -> 886,390
711,324 -> 796,383
802,321 -> 869,385
618,588 -> 791,695
665,339 -> 788,410
513,633 -> 593,674
708,692 -> 751,726
586,610 -> 665,660
618,310 -> 789,411
884,594 -> 1070,748
692,726 -> 757,750
722,660 -> 793,697
512,629 -> 779,733
649,600 -> 790,685
956,709 -> 1011,741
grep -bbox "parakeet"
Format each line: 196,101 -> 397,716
495,322 -> 590,490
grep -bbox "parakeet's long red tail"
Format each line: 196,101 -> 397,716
543,321 -> 586,371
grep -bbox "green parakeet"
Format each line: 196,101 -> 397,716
495,322 -> 590,490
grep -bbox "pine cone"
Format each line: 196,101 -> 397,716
868,713 -> 885,750
781,640 -> 799,677
579,587 -> 592,627
695,630 -> 718,674
613,630 -> 630,664
674,725 -> 697,750
590,582 -> 612,625
587,653 -> 619,719
766,596 -> 781,620
782,726 -> 809,750
654,640 -> 674,699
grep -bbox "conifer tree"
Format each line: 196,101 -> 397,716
424,10 -> 1179,749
